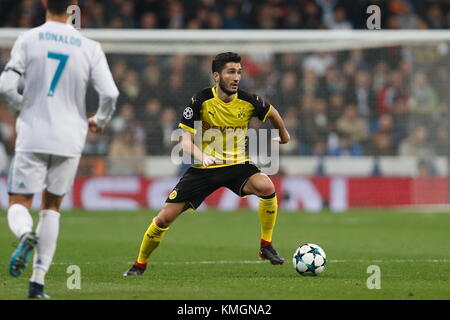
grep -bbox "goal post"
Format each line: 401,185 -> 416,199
1,29 -> 450,54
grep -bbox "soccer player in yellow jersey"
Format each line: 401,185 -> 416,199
124,52 -> 290,276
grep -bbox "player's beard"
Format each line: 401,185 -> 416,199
219,78 -> 237,96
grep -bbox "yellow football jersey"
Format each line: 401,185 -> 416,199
179,87 -> 272,169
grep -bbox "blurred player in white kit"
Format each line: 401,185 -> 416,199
0,0 -> 118,298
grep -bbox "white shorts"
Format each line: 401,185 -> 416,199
8,152 -> 80,196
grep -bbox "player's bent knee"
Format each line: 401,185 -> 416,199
258,184 -> 275,197
251,176 -> 275,197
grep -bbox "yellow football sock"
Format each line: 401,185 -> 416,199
258,193 -> 278,243
136,218 -> 169,265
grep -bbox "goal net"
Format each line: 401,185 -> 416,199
0,29 -> 449,210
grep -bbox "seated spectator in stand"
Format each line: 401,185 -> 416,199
312,140 -> 327,157
299,97 -> 330,152
335,104 -> 369,144
347,70 -> 375,121
433,126 -> 449,157
110,103 -> 135,134
160,108 -> 177,155
399,126 -> 434,159
321,67 -> 345,99
376,70 -> 407,115
323,6 -> 353,29
121,70 -> 144,106
143,99 -> 164,155
300,69 -> 320,97
108,127 -> 146,175
391,96 -> 411,147
140,12 -> 159,29
365,132 -> 396,156
327,93 -> 345,129
372,113 -> 395,144
328,133 -> 363,156
279,108 -> 299,155
83,131 -> 109,157
409,71 -> 439,129
223,4 -> 245,29
302,51 -> 336,78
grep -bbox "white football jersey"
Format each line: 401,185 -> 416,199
4,21 -> 118,157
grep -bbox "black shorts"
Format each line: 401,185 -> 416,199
166,163 -> 261,209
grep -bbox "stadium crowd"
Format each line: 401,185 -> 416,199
0,0 -> 449,175
1,0 -> 450,30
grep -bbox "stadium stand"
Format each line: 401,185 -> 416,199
0,0 -> 449,177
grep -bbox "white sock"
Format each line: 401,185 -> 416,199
7,203 -> 33,239
30,210 -> 60,285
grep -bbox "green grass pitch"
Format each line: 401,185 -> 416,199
1,208 -> 449,300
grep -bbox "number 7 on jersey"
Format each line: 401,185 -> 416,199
47,52 -> 69,97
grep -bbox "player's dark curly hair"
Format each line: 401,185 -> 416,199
47,0 -> 73,15
212,52 -> 241,73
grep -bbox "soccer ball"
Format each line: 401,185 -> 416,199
292,243 -> 327,276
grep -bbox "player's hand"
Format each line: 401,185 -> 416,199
273,133 -> 290,144
88,117 -> 103,134
202,154 -> 218,167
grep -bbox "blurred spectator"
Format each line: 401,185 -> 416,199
108,127 -> 147,175
367,108 -> 396,155
298,95 -> 329,154
372,61 -> 389,92
425,4 -> 446,29
140,12 -> 159,29
301,1 -> 323,29
409,72 -> 439,128
223,4 -> 245,29
324,7 -> 353,30
433,126 -> 449,157
272,71 -> 299,115
311,140 -> 328,157
376,70 -> 408,115
335,105 -> 369,144
321,67 -> 345,99
302,51 -> 336,77
160,108 -> 177,154
327,93 -> 345,128
1,0 -> 449,30
279,108 -> 299,155
143,98 -> 164,155
328,133 -> 363,156
347,70 -> 376,121
395,0 -> 421,29
110,103 -> 135,134
166,0 -> 185,29
391,96 -> 411,147
120,70 -> 144,106
300,70 -> 320,97
365,132 -> 396,156
83,131 -> 109,156
399,126 -> 434,159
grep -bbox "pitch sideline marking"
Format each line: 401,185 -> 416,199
52,259 -> 450,265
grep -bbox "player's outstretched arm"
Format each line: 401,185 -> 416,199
89,42 -> 119,132
267,106 -> 290,144
180,131 -> 218,167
